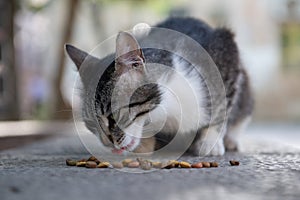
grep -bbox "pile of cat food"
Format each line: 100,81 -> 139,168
66,156 -> 240,170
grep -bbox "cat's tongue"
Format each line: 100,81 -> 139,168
112,147 -> 126,154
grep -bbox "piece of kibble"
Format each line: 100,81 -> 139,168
136,158 -> 151,169
66,159 -> 77,166
76,161 -> 87,167
229,160 -> 240,166
85,161 -> 97,168
173,160 -> 180,167
140,161 -> 152,170
161,162 -> 172,169
162,160 -> 179,169
127,161 -> 140,168
122,159 -> 133,167
191,162 -> 203,168
87,156 -> 97,161
77,158 -> 87,162
151,162 -> 163,169
97,162 -> 110,168
202,162 -> 211,168
136,157 -> 145,163
87,156 -> 100,164
210,162 -> 219,167
111,162 -> 123,169
179,161 -> 191,168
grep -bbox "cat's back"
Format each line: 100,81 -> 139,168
153,17 -> 252,122
155,17 -> 213,48
147,17 -> 240,73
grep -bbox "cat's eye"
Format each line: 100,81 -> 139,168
132,62 -> 140,68
135,110 -> 150,119
131,110 -> 151,123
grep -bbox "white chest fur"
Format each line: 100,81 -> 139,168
149,57 -> 208,135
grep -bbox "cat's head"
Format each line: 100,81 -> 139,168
66,32 -> 160,153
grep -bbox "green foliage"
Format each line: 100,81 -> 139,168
23,0 -> 52,13
86,0 -> 174,14
281,23 -> 300,70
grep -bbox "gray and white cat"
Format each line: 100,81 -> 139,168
66,17 -> 253,156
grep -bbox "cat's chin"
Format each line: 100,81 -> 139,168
110,136 -> 157,154
111,148 -> 125,155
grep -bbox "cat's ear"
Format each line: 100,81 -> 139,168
115,32 -> 145,72
65,44 -> 89,70
65,44 -> 104,87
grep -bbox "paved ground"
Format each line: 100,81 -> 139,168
0,123 -> 300,200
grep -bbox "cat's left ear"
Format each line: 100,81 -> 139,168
115,32 -> 145,71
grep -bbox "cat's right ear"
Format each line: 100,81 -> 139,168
65,44 -> 105,87
65,44 -> 88,70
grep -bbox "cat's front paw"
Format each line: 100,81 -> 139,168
224,136 -> 239,151
192,140 -> 225,156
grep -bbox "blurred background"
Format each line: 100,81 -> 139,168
0,0 -> 299,142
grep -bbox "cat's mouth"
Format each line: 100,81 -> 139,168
111,137 -> 137,154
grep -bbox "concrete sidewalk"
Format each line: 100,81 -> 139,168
0,123 -> 299,200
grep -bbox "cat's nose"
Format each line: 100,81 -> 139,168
113,141 -> 124,150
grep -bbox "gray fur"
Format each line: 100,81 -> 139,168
66,17 -> 253,155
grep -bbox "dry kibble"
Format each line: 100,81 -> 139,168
161,162 -> 172,169
76,161 -> 87,167
85,161 -> 97,168
66,157 -> 223,170
140,161 -> 152,170
127,161 -> 140,168
87,156 -> 97,161
191,162 -> 203,168
111,162 -> 123,169
210,162 -> 219,167
229,160 -> 240,166
162,161 -> 175,169
66,159 -> 77,166
136,157 -> 145,163
202,162 -> 211,168
179,161 -> 191,168
122,159 -> 133,167
151,162 -> 163,169
162,160 -> 180,169
87,156 -> 100,164
173,160 -> 180,167
97,162 -> 110,168
137,158 -> 151,169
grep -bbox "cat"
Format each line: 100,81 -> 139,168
66,17 -> 253,156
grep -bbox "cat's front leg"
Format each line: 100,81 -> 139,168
189,126 -> 225,156
132,137 -> 156,154
224,116 -> 251,151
